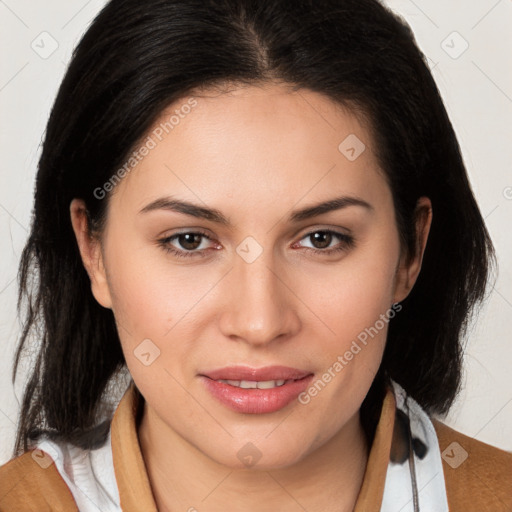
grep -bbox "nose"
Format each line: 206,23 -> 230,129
218,251 -> 301,347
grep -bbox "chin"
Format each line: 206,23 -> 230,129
205,438 -> 310,471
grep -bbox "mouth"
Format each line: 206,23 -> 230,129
199,366 -> 314,414
213,378 -> 295,389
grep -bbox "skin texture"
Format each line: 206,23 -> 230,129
71,82 -> 432,512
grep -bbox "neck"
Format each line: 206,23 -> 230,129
138,404 -> 370,512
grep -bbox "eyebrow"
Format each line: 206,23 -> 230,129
139,195 -> 373,225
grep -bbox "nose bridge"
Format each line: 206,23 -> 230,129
239,250 -> 280,302
220,244 -> 298,344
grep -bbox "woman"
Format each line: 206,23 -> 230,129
0,0 -> 510,510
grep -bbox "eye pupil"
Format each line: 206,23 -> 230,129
311,231 -> 332,249
179,233 -> 202,250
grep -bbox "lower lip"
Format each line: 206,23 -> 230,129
200,375 -> 314,414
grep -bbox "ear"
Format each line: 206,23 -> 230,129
70,199 -> 113,309
393,197 -> 432,304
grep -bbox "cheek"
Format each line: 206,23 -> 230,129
103,235 -> 210,337
102,249 -> 202,401
292,248 -> 398,440
101,233 -> 229,398
300,237 -> 399,345
292,225 -> 400,418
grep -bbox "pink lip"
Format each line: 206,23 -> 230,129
199,366 -> 314,414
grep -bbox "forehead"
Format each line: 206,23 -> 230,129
109,83 -> 388,218
168,82 -> 371,161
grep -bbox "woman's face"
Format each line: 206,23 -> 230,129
72,83 -> 429,469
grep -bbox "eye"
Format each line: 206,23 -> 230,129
294,229 -> 355,255
158,230 -> 218,259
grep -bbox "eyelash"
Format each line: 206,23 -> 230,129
157,229 -> 355,259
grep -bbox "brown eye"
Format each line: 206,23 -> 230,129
295,229 -> 355,256
176,233 -> 203,251
309,231 -> 333,249
158,230 -> 215,259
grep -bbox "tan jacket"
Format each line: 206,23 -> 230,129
1,384 -> 511,511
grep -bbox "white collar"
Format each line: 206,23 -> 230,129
381,380 -> 449,511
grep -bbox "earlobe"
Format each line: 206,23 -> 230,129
393,197 -> 433,304
69,199 -> 113,309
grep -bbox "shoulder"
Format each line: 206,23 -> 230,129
432,419 -> 512,511
0,449 -> 78,511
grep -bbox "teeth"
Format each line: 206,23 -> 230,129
239,380 -> 257,389
217,379 -> 288,389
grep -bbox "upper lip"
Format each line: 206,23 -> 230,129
201,365 -> 312,381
